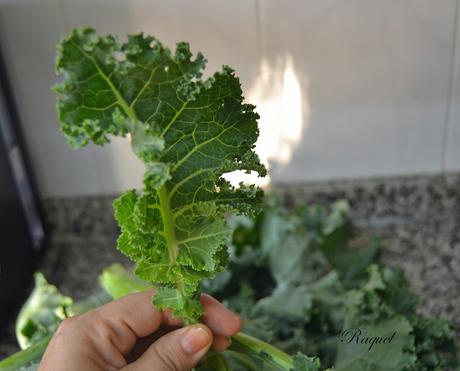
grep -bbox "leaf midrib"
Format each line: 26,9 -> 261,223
75,41 -> 181,272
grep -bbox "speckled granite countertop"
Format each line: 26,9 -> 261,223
281,173 -> 460,336
1,173 -> 460,358
0,196 -> 130,358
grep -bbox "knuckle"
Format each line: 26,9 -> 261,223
151,342 -> 182,371
52,316 -> 80,346
56,316 -> 77,334
91,315 -> 117,343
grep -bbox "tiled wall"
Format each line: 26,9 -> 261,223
0,0 -> 459,197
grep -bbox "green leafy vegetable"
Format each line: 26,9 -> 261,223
15,273 -> 72,350
335,266 -> 417,370
291,353 -> 322,371
98,263 -> 151,299
204,196 -> 459,370
55,27 -> 266,322
1,278 -> 111,371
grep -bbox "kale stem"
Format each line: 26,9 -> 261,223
158,185 -> 179,265
229,332 -> 294,370
226,350 -> 258,370
0,335 -> 51,371
99,264 -> 151,299
157,185 -> 188,303
199,351 -> 232,370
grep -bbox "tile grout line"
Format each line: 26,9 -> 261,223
442,0 -> 460,173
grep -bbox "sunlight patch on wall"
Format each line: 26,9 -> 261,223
224,55 -> 306,187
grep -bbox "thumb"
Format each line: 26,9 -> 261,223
124,324 -> 213,371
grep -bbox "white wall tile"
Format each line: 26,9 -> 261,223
90,137 -> 145,195
61,0 -> 260,91
0,0 -> 103,197
444,1 -> 460,171
260,0 -> 456,183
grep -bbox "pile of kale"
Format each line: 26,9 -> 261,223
203,195 -> 459,370
4,196 -> 459,371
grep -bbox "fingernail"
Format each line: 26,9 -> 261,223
180,326 -> 211,354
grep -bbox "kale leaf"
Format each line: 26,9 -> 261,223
204,196 -> 459,370
55,28 -> 266,322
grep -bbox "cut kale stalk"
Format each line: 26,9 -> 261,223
54,28 -> 266,323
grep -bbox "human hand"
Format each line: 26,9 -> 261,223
38,290 -> 242,371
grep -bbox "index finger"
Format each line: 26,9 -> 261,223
87,289 -> 167,356
90,290 -> 241,353
200,294 -> 242,336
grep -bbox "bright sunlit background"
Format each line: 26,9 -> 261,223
224,55 -> 306,187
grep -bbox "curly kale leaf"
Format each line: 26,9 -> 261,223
291,353 -> 323,371
55,28 -> 266,322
